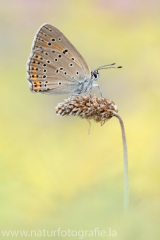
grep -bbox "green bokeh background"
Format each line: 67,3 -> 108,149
1,0 -> 160,239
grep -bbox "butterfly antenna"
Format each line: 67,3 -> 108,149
94,63 -> 122,72
99,66 -> 122,70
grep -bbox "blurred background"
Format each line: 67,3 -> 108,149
1,0 -> 160,239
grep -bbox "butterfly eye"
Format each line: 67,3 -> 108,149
93,72 -> 99,79
58,82 -> 62,85
76,71 -> 79,75
58,55 -> 62,58
93,73 -> 97,78
56,70 -> 59,73
54,59 -> 58,61
40,57 -> 43,60
43,64 -> 46,67
43,69 -> 47,72
70,63 -> 73,67
71,57 -> 75,61
58,37 -> 61,41
51,38 -> 55,41
60,67 -> 63,70
45,53 -> 48,55
64,72 -> 67,75
43,75 -> 46,78
47,60 -> 51,63
48,42 -> 52,46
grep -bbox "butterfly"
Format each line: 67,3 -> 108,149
27,24 -> 121,101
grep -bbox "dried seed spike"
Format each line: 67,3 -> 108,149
56,95 -> 117,124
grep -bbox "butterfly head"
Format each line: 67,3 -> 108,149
92,70 -> 99,81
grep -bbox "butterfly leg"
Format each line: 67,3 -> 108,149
66,93 -> 82,110
88,84 -> 104,103
92,84 -> 105,98
88,89 -> 92,104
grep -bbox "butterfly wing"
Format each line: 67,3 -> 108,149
27,48 -> 87,94
27,24 -> 91,95
31,23 -> 91,78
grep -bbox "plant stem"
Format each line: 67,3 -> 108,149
111,111 -> 129,213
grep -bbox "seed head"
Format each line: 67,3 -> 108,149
56,95 -> 118,125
